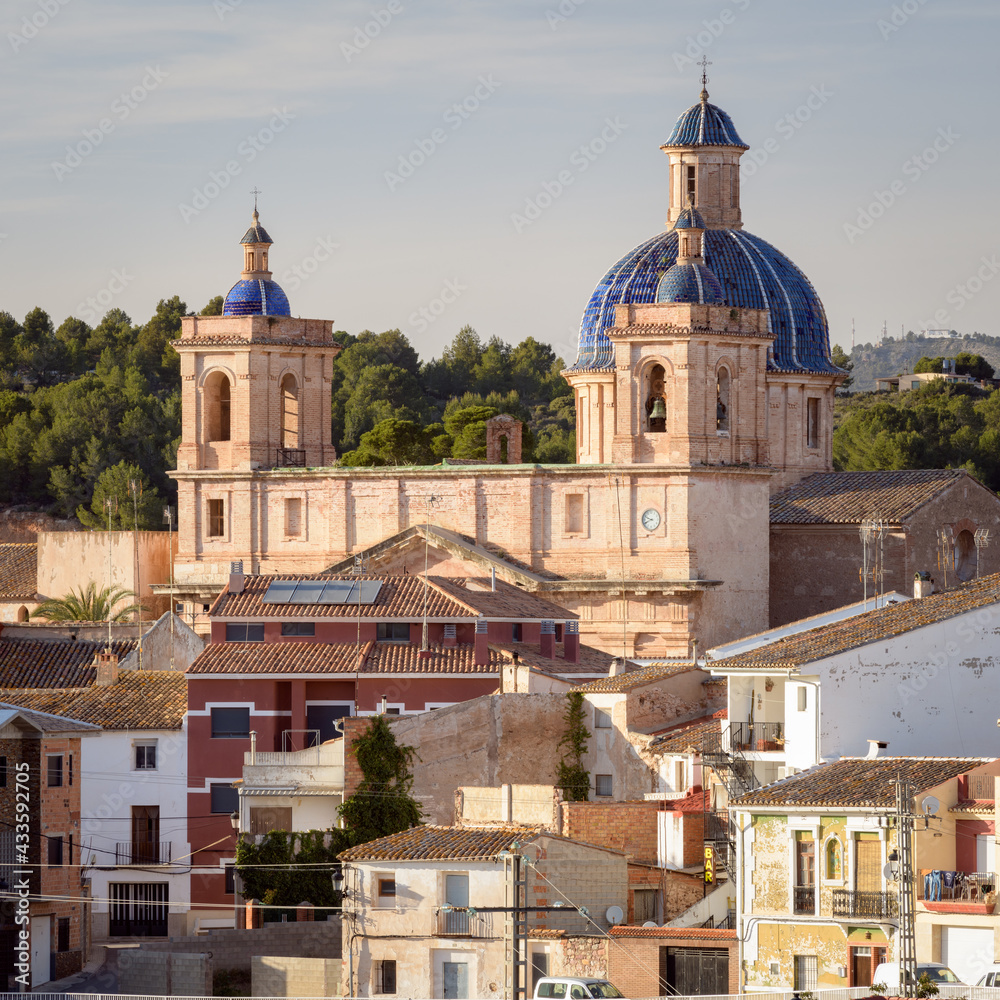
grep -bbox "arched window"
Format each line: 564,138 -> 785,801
717,367 -> 731,432
204,372 -> 231,442
280,374 -> 299,449
646,364 -> 667,433
825,838 -> 842,881
955,529 -> 976,582
17,605 -> 29,622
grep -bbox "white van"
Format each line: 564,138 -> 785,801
534,978 -> 625,1000
872,961 -> 965,989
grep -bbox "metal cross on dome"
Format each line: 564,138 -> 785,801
697,55 -> 712,90
250,186 -> 262,212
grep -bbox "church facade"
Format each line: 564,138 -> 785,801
166,86 -> 844,657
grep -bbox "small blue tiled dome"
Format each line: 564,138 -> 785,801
673,206 -> 707,230
656,262 -> 724,304
665,97 -> 748,148
223,278 -> 291,317
240,223 -> 273,245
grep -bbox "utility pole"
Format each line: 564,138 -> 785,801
894,779 -> 917,999
503,847 -> 529,1000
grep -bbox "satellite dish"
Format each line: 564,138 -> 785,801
921,795 -> 941,816
606,905 -> 624,926
642,920 -> 658,928
883,862 -> 896,880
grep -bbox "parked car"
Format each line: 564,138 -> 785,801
534,978 -> 625,1000
872,961 -> 965,990
973,965 -> 1000,987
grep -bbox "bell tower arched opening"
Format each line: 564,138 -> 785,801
204,371 -> 231,442
280,373 -> 300,449
646,364 -> 667,433
717,366 -> 731,432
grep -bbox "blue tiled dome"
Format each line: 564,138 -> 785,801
665,98 -> 748,148
241,223 -> 273,245
570,228 -> 837,374
673,206 -> 707,230
223,278 -> 291,317
656,262 -> 724,304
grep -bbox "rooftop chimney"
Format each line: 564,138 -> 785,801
866,739 -> 888,759
474,617 -> 489,666
563,621 -> 580,663
229,560 -> 245,595
94,650 -> 119,687
539,620 -> 556,659
609,657 -> 623,677
914,571 -> 932,599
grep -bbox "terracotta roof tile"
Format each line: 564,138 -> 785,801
0,671 -> 186,730
339,824 -> 541,861
609,926 -> 736,939
770,470 -> 966,525
571,662 -> 702,694
649,715 -> 724,755
491,642 -> 617,675
709,573 -> 1000,671
188,641 -> 501,675
734,757 -> 992,809
0,543 -> 37,599
426,577 -> 577,621
0,638 -> 137,687
0,702 -> 102,733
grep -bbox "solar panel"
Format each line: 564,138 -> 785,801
261,579 -> 384,605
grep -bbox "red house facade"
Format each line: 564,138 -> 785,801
185,567 -> 581,920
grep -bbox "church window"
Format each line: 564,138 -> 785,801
716,367 -> 731,432
565,494 -> 584,533
806,397 -> 819,449
204,371 -> 231,442
280,374 -> 299,449
207,498 -> 226,538
686,164 -> 696,202
284,497 -> 302,536
646,364 -> 667,433
955,529 -> 976,582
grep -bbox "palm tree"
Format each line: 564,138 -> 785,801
30,583 -> 147,623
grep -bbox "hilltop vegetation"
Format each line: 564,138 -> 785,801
846,331 -> 1000,391
0,303 -> 576,523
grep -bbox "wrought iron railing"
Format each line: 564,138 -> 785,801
793,885 -> 816,915
919,870 -> 996,901
727,721 -> 785,752
832,889 -> 898,918
436,907 -> 495,938
276,447 -> 306,467
115,842 -> 172,865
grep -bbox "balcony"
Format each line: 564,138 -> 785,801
276,448 -> 306,468
728,721 -> 785,753
832,889 -> 899,919
436,907 -> 495,939
116,842 -> 172,866
919,871 -> 996,914
793,885 -> 815,915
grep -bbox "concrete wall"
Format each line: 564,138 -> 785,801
36,530 -> 176,618
117,950 -> 212,997
252,956 -> 341,997
121,918 -> 341,971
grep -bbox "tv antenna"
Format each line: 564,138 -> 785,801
975,528 -> 991,578
859,516 -> 887,609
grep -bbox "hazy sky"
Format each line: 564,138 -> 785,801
3,0 -> 997,362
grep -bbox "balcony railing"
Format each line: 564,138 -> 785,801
436,907 -> 495,938
728,722 -> 785,752
919,870 -> 996,902
793,885 -> 815,915
116,842 -> 172,865
832,889 -> 898,919
276,448 -> 306,467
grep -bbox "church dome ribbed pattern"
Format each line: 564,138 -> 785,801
664,99 -> 748,148
656,261 -> 724,305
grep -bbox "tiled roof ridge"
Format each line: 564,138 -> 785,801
338,822 -> 542,861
